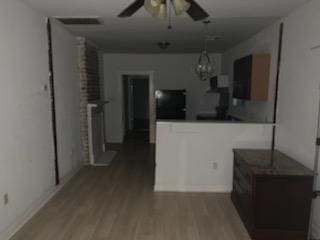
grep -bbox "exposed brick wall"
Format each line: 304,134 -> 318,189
85,45 -> 101,102
78,37 -> 101,164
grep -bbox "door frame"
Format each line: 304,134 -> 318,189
118,71 -> 156,143
46,18 -> 60,185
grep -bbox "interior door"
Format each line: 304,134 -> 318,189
233,55 -> 252,100
132,78 -> 149,130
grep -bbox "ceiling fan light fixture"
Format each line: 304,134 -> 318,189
118,0 -> 209,22
156,3 -> 167,19
145,0 -> 167,18
171,0 -> 191,16
144,0 -> 161,17
150,0 -> 162,7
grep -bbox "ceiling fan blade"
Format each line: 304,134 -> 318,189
186,0 -> 209,21
118,0 -> 145,18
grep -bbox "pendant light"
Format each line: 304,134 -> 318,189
195,48 -> 214,81
195,20 -> 215,81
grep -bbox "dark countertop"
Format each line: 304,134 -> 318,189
157,120 -> 274,125
234,149 -> 314,176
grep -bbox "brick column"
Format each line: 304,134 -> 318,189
78,37 -> 101,164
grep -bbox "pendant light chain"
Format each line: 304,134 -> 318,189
204,20 -> 209,50
168,0 -> 173,29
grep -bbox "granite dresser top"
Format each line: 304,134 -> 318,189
233,149 -> 315,176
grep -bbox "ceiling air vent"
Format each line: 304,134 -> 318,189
56,17 -> 103,25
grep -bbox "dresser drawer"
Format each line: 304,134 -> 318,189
234,165 -> 252,193
234,155 -> 253,186
233,180 -> 254,230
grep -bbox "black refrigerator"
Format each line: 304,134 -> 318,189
155,90 -> 186,120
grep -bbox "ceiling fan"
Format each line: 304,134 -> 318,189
118,0 -> 209,21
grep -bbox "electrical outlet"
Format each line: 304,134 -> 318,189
213,162 -> 218,170
4,194 -> 9,205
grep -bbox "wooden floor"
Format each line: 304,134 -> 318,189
11,132 -> 250,240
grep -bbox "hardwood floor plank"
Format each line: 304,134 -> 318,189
11,132 -> 250,240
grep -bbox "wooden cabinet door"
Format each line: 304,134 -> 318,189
251,54 -> 270,101
233,55 -> 252,100
254,176 -> 313,231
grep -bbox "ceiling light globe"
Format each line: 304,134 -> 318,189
157,3 -> 167,19
172,0 -> 191,16
144,0 -> 160,16
151,0 -> 162,7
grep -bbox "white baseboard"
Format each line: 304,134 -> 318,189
154,184 -> 232,193
312,221 -> 320,239
0,165 -> 82,240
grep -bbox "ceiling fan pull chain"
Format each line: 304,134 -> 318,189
168,0 -> 173,29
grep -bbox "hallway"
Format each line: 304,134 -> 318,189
11,134 -> 249,240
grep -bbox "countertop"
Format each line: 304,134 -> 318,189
234,149 -> 314,176
157,120 -> 275,125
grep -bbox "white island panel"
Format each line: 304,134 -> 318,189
155,122 -> 273,192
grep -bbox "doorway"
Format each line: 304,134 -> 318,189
123,75 -> 150,136
121,72 -> 155,143
124,76 -> 150,131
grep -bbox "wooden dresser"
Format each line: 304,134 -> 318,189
232,149 -> 314,240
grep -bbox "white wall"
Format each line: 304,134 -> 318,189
274,1 -> 320,237
155,122 -> 273,192
0,1 -> 81,239
51,20 -> 82,178
103,54 -> 222,143
0,0 -> 54,238
222,2 -> 320,236
222,22 -> 280,122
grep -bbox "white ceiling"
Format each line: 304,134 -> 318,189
23,0 -> 309,53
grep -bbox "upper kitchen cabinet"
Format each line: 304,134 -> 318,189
233,54 -> 271,101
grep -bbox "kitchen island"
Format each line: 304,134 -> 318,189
154,120 -> 274,192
